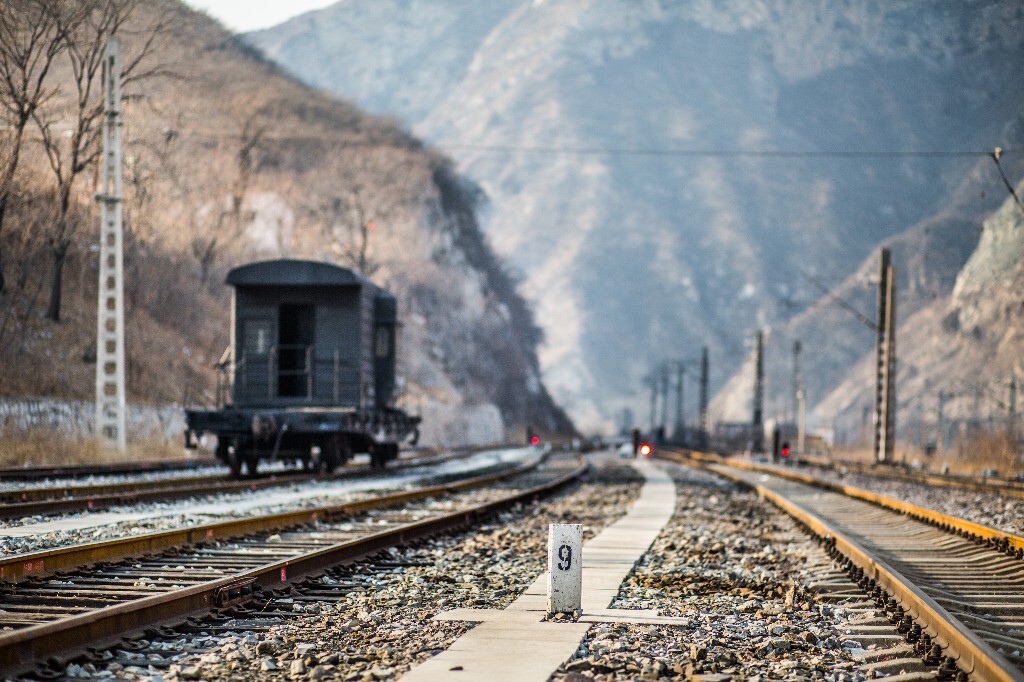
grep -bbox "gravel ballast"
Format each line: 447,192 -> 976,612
30,455 -> 932,681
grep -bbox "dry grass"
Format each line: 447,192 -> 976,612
0,431 -> 194,469
830,430 -> 1022,476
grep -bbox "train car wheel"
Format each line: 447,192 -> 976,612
227,452 -> 242,477
321,449 -> 338,474
243,455 -> 259,476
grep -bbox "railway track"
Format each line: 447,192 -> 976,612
0,452 -> 585,675
0,458 -> 218,481
0,448 -> 467,520
799,456 -> 1024,501
661,449 -> 1024,681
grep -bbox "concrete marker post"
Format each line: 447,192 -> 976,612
547,523 -> 582,613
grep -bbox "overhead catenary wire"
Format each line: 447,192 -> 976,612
801,272 -> 877,332
132,125 -> 1024,160
991,147 -> 1024,215
435,143 -> 1024,159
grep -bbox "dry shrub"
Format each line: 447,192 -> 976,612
0,432 -> 193,469
948,429 -> 1021,475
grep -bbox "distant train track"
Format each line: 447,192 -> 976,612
0,458 -> 218,481
661,449 -> 1024,681
0,453 -> 585,674
797,455 -> 1024,500
0,448 -> 469,520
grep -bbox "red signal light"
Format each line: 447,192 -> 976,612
781,447 -> 790,457
530,435 -> 540,446
639,443 -> 652,457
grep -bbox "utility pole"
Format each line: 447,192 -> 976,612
752,330 -> 764,453
645,372 -> 658,434
660,363 -> 670,438
699,346 -> 709,449
674,361 -> 684,443
873,248 -> 896,464
94,37 -> 127,452
937,391 -> 950,453
791,340 -> 802,425
797,385 -> 806,457
1009,377 -> 1017,441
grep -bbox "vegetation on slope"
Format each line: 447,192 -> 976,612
0,0 -> 573,441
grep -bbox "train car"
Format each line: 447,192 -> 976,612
184,259 -> 420,476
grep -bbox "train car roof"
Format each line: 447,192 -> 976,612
226,259 -> 375,288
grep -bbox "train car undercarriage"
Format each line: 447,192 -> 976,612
185,406 -> 420,476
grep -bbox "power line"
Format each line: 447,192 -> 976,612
992,147 -> 1024,215
435,143 -> 1024,159
143,126 -> 1024,161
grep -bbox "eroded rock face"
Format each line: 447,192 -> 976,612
952,185 -> 1024,330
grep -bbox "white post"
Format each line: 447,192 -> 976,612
94,36 -> 126,452
547,523 -> 582,613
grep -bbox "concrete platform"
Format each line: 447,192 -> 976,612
401,455 -> 684,681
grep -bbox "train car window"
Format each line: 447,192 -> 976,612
375,326 -> 390,358
243,319 -> 271,356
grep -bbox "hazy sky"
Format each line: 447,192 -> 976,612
183,0 -> 335,32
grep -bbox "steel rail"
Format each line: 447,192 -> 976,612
0,473 -> 313,518
658,449 -> 1024,682
0,459 -> 585,672
0,447 -> 482,519
678,451 -> 1024,554
0,459 -> 218,481
0,455 -> 545,582
798,456 -> 1024,501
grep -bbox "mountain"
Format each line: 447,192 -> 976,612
248,0 -> 1024,435
0,0 -> 571,446
811,177 -> 1024,451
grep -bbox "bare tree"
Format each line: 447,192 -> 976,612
322,145 -> 418,275
31,0 -> 170,321
188,106 -> 268,283
0,0 -> 65,295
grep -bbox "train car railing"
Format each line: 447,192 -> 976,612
225,345 -> 359,406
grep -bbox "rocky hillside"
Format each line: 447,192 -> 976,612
249,0 -> 1024,435
811,179 -> 1024,450
711,151 -> 1024,443
0,0 -> 572,446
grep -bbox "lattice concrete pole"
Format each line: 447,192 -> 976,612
797,385 -> 806,457
674,362 -> 684,441
883,260 -> 897,462
547,523 -> 582,613
873,248 -> 897,464
94,36 -> 127,452
659,363 -> 670,437
791,340 -> 802,425
698,346 -> 709,449
751,330 -> 764,453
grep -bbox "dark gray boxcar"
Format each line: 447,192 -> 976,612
228,259 -> 392,409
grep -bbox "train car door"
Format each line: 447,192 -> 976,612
278,303 -> 316,398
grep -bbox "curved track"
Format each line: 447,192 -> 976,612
662,450 -> 1024,682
